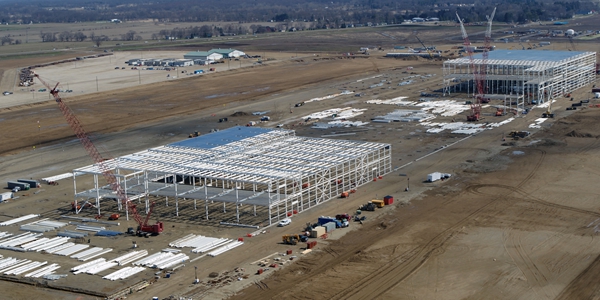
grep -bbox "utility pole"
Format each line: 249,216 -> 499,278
194,266 -> 199,284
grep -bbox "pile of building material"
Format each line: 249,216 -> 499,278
304,90 -> 352,103
0,232 -> 43,250
72,258 -> 117,275
207,240 -> 244,257
0,214 -> 40,226
24,263 -> 61,278
102,266 -> 145,280
366,96 -> 415,106
20,219 -> 67,232
54,244 -> 89,256
416,100 -> 472,117
529,118 -> 548,129
421,122 -> 486,134
3,260 -> 52,276
312,120 -> 369,129
71,247 -> 113,261
304,107 -> 366,121
0,232 -> 13,240
132,251 -> 189,269
373,109 -> 435,123
169,234 -> 236,254
20,237 -> 69,252
57,230 -> 88,239
19,69 -> 34,87
111,250 -> 149,266
76,224 -> 106,232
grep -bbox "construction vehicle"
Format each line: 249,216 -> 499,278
495,108 -> 504,116
359,202 -> 377,212
413,32 -> 434,59
108,214 -> 120,220
282,234 -> 308,245
35,74 -> 164,236
188,131 -> 200,138
371,199 -> 385,208
508,131 -> 530,139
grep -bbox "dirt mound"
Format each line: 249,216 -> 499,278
230,111 -> 249,117
566,130 -> 595,138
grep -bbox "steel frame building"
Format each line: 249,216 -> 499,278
71,127 -> 392,227
443,50 -> 596,108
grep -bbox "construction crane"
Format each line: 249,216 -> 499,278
34,74 -> 164,236
413,31 -> 434,59
456,12 -> 482,121
480,7 -> 496,97
568,36 -> 576,51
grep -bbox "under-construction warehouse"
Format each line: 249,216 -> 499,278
71,127 -> 392,227
443,50 -> 597,105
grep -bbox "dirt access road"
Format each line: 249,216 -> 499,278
231,107 -> 600,300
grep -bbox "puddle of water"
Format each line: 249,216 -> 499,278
512,151 -> 525,155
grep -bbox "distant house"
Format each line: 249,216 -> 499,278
209,48 -> 246,58
426,17 -> 439,22
111,19 -> 122,23
412,17 -> 425,23
183,51 -> 223,62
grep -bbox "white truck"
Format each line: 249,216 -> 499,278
427,172 -> 451,182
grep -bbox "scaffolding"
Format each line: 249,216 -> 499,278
443,50 -> 597,110
70,126 -> 392,227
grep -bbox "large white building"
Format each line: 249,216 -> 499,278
183,51 -> 223,62
209,48 -> 246,58
443,50 -> 597,106
70,127 -> 392,227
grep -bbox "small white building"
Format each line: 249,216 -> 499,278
184,51 -> 223,62
173,59 -> 194,67
0,192 -> 13,202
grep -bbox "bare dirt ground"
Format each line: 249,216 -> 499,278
0,17 -> 600,300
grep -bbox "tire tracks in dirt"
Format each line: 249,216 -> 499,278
326,148 -> 548,300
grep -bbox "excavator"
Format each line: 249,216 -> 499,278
282,234 -> 309,245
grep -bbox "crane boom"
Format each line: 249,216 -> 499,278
34,74 -> 162,235
456,12 -> 482,121
480,7 -> 497,96
414,32 -> 434,59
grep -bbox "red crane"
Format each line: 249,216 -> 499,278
34,74 -> 163,235
456,12 -> 482,121
480,7 -> 497,97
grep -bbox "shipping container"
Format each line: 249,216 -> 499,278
17,179 -> 40,188
323,222 -> 336,233
310,226 -> 326,238
427,172 -> 442,182
7,181 -> 30,190
0,192 -> 13,201
384,195 -> 394,205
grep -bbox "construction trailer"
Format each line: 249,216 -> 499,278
443,50 -> 597,109
68,126 -> 392,227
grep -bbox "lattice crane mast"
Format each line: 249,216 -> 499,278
456,12 -> 482,121
480,7 -> 496,98
413,31 -> 434,59
34,74 -> 163,235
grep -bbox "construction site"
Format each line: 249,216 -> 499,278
0,10 -> 600,300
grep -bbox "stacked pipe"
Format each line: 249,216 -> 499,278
77,248 -> 113,262
71,258 -> 105,272
132,252 -> 174,267
43,274 -> 68,280
111,250 -> 148,266
20,219 -> 67,233
102,266 -> 145,280
191,238 -> 231,253
168,234 -> 196,247
0,259 -> 31,273
84,261 -> 117,275
57,230 -> 88,238
71,258 -> 118,275
75,225 -> 105,232
153,253 -> 189,270
0,214 -> 40,226
0,232 -> 13,240
207,241 -> 244,257
24,263 -> 61,278
61,215 -> 119,226
29,237 -> 70,252
45,242 -> 75,254
5,261 -> 47,275
54,244 -> 89,256
0,233 -> 43,248
0,258 -> 28,272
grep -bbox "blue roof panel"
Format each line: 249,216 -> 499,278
169,126 -> 273,149
472,50 -> 586,62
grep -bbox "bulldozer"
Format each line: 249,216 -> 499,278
508,131 -> 530,140
282,234 -> 308,245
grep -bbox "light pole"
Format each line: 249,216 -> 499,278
194,266 -> 199,284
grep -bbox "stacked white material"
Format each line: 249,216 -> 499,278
153,253 -> 189,270
84,261 -> 118,275
72,258 -> 105,272
168,234 -> 196,247
0,214 -> 40,226
0,259 -> 31,273
367,96 -> 416,106
45,242 -> 75,254
0,232 -> 13,240
529,117 -> 548,129
0,232 -> 43,248
71,247 -> 104,259
191,238 -> 231,253
20,238 -> 50,250
111,250 -> 148,266
24,263 -> 60,278
43,274 -> 68,280
6,261 -> 47,275
25,220 -> 68,231
132,252 -> 174,267
207,241 -> 244,257
304,91 -> 352,103
303,107 -> 366,121
161,248 -> 182,254
75,225 -> 105,232
171,235 -> 221,249
103,266 -> 145,280
77,248 -> 113,261
30,237 -> 70,252
488,117 -> 515,128
0,258 -> 28,272
54,244 -> 89,256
